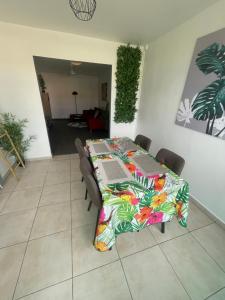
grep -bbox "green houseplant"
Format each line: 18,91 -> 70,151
0,113 -> 35,162
114,45 -> 142,123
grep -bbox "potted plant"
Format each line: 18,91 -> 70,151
0,113 -> 35,164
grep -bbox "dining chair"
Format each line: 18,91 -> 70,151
155,148 -> 185,234
155,148 -> 185,176
75,137 -> 89,182
80,156 -> 94,200
75,138 -> 88,159
134,134 -> 152,152
83,172 -> 103,246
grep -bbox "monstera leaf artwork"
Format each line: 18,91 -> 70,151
176,28 -> 225,140
196,43 -> 225,78
192,79 -> 225,134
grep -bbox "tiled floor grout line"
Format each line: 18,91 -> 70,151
0,218 -> 218,255
73,258 -> 120,278
191,231 -> 225,274
70,158 -> 74,300
159,244 -> 192,300
14,277 -> 73,300
116,245 -> 134,300
204,285 -> 225,300
11,172 -> 48,300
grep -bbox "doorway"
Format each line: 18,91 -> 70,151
33,56 -> 112,155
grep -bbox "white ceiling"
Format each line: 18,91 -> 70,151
33,56 -> 111,77
0,0 -> 219,43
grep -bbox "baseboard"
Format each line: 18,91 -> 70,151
25,156 -> 52,162
190,193 -> 225,230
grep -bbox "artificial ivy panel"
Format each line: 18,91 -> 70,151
114,45 -> 142,123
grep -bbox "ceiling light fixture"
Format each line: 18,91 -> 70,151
71,61 -> 82,66
69,0 -> 96,21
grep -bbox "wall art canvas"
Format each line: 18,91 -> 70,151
176,27 -> 225,140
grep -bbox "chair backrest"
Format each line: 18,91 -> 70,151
85,173 -> 102,209
135,134 -> 152,152
75,138 -> 87,159
155,148 -> 185,176
80,156 -> 93,178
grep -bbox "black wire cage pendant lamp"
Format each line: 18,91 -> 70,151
69,0 -> 96,21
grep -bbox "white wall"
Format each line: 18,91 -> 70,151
0,21 -> 142,159
42,73 -> 99,118
137,0 -> 225,223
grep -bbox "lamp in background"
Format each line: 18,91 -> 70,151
69,0 -> 96,21
72,91 -> 79,115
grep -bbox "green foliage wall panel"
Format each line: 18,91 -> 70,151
114,45 -> 142,123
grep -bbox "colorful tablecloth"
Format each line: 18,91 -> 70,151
87,137 -> 189,252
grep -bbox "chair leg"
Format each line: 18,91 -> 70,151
85,188 -> 88,200
87,201 -> 92,211
93,209 -> 100,246
161,222 -> 165,234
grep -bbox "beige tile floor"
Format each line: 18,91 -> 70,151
0,155 -> 225,300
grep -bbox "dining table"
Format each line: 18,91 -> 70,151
86,137 -> 189,252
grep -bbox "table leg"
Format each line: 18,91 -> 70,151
161,222 -> 165,233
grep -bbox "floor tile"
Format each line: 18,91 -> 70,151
53,155 -> 72,161
0,243 -> 26,300
192,223 -> 225,272
45,170 -> 70,186
74,261 -> 131,300
116,227 -> 157,258
72,224 -> 119,276
0,192 -> 10,212
71,200 -> 98,229
122,246 -> 189,300
18,161 -> 50,176
149,218 -> 188,243
71,154 -> 79,159
48,160 -> 70,172
15,173 -> 46,191
71,181 -> 85,200
18,280 -> 72,300
208,288 -> 225,300
71,159 -> 80,170
39,182 -> 70,206
0,175 -> 18,193
2,188 -> 42,213
71,170 -> 82,182
30,203 -> 71,239
14,231 -> 72,299
0,210 -> 36,248
161,233 -> 225,300
188,202 -> 213,231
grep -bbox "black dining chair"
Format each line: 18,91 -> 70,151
134,134 -> 152,152
80,156 -> 94,200
155,148 -> 185,176
155,148 -> 185,234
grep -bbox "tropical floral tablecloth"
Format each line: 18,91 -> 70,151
87,137 -> 189,252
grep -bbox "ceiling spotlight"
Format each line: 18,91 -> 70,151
69,0 -> 96,21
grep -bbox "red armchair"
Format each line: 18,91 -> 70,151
83,109 -> 105,132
